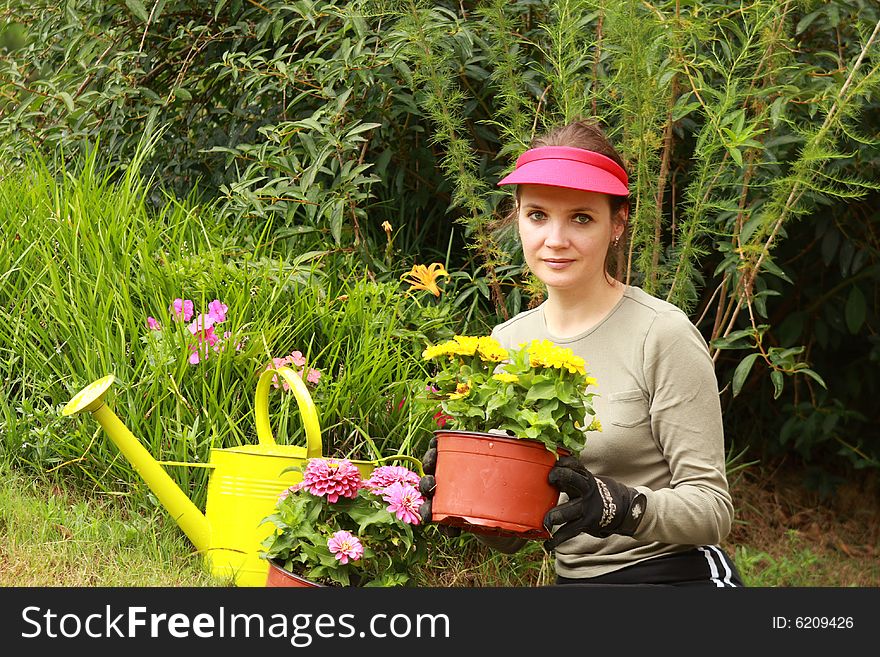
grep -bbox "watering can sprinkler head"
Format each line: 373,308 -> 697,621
62,374 -> 116,417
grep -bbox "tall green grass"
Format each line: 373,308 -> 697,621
0,148 -> 461,510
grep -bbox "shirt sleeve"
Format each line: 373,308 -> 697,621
630,309 -> 734,545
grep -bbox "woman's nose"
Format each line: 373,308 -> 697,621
544,220 -> 569,247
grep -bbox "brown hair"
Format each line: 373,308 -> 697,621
498,118 -> 630,282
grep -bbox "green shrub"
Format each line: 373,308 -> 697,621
3,0 -> 879,475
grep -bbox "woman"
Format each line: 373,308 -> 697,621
420,119 -> 743,587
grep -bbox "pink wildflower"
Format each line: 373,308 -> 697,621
365,465 -> 420,494
208,299 -> 228,323
299,458 -> 362,503
327,530 -> 364,564
146,316 -> 161,331
190,328 -> 221,365
266,357 -> 294,390
188,339 -> 214,365
382,481 -> 424,525
266,353 -> 321,388
187,313 -> 216,336
170,298 -> 194,322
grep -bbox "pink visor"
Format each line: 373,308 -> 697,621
496,146 -> 629,196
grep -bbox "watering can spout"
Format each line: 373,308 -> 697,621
62,375 -> 212,554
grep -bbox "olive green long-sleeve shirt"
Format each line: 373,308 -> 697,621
486,285 -> 733,579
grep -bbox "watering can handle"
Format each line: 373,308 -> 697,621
254,367 -> 323,458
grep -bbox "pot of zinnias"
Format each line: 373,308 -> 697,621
421,335 -> 601,539
260,458 -> 429,587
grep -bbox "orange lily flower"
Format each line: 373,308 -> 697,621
401,263 -> 448,296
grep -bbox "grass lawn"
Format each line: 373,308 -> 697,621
1,459 -> 876,588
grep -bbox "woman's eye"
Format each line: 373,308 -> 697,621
573,214 -> 592,225
527,211 -> 546,221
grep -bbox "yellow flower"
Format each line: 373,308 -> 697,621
586,417 -> 603,432
562,355 -> 587,375
381,221 -> 392,235
422,343 -> 451,360
526,339 -> 586,374
422,335 -> 482,360
477,336 -> 508,362
401,263 -> 448,296
492,372 -> 519,384
423,335 -> 509,366
450,335 -> 479,356
526,339 -> 553,367
448,381 -> 471,400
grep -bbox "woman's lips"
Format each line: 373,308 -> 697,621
542,258 -> 575,269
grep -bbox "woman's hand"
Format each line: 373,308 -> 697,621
543,456 -> 647,551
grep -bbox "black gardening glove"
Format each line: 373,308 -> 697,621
542,456 -> 647,552
418,437 -> 461,537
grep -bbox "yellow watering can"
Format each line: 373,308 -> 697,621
61,366 -> 421,587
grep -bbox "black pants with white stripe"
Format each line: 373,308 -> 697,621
555,546 -> 744,587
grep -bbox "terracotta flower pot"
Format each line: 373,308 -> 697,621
265,560 -> 324,587
430,429 -> 566,539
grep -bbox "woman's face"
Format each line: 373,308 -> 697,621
516,184 -> 624,293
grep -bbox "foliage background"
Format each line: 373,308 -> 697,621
2,0 -> 879,508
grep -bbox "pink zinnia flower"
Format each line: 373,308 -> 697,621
146,316 -> 161,331
382,481 -> 424,525
305,367 -> 321,384
299,458 -> 362,503
365,465 -> 420,494
208,299 -> 228,323
327,530 -> 363,564
170,298 -> 194,322
289,350 -> 306,367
